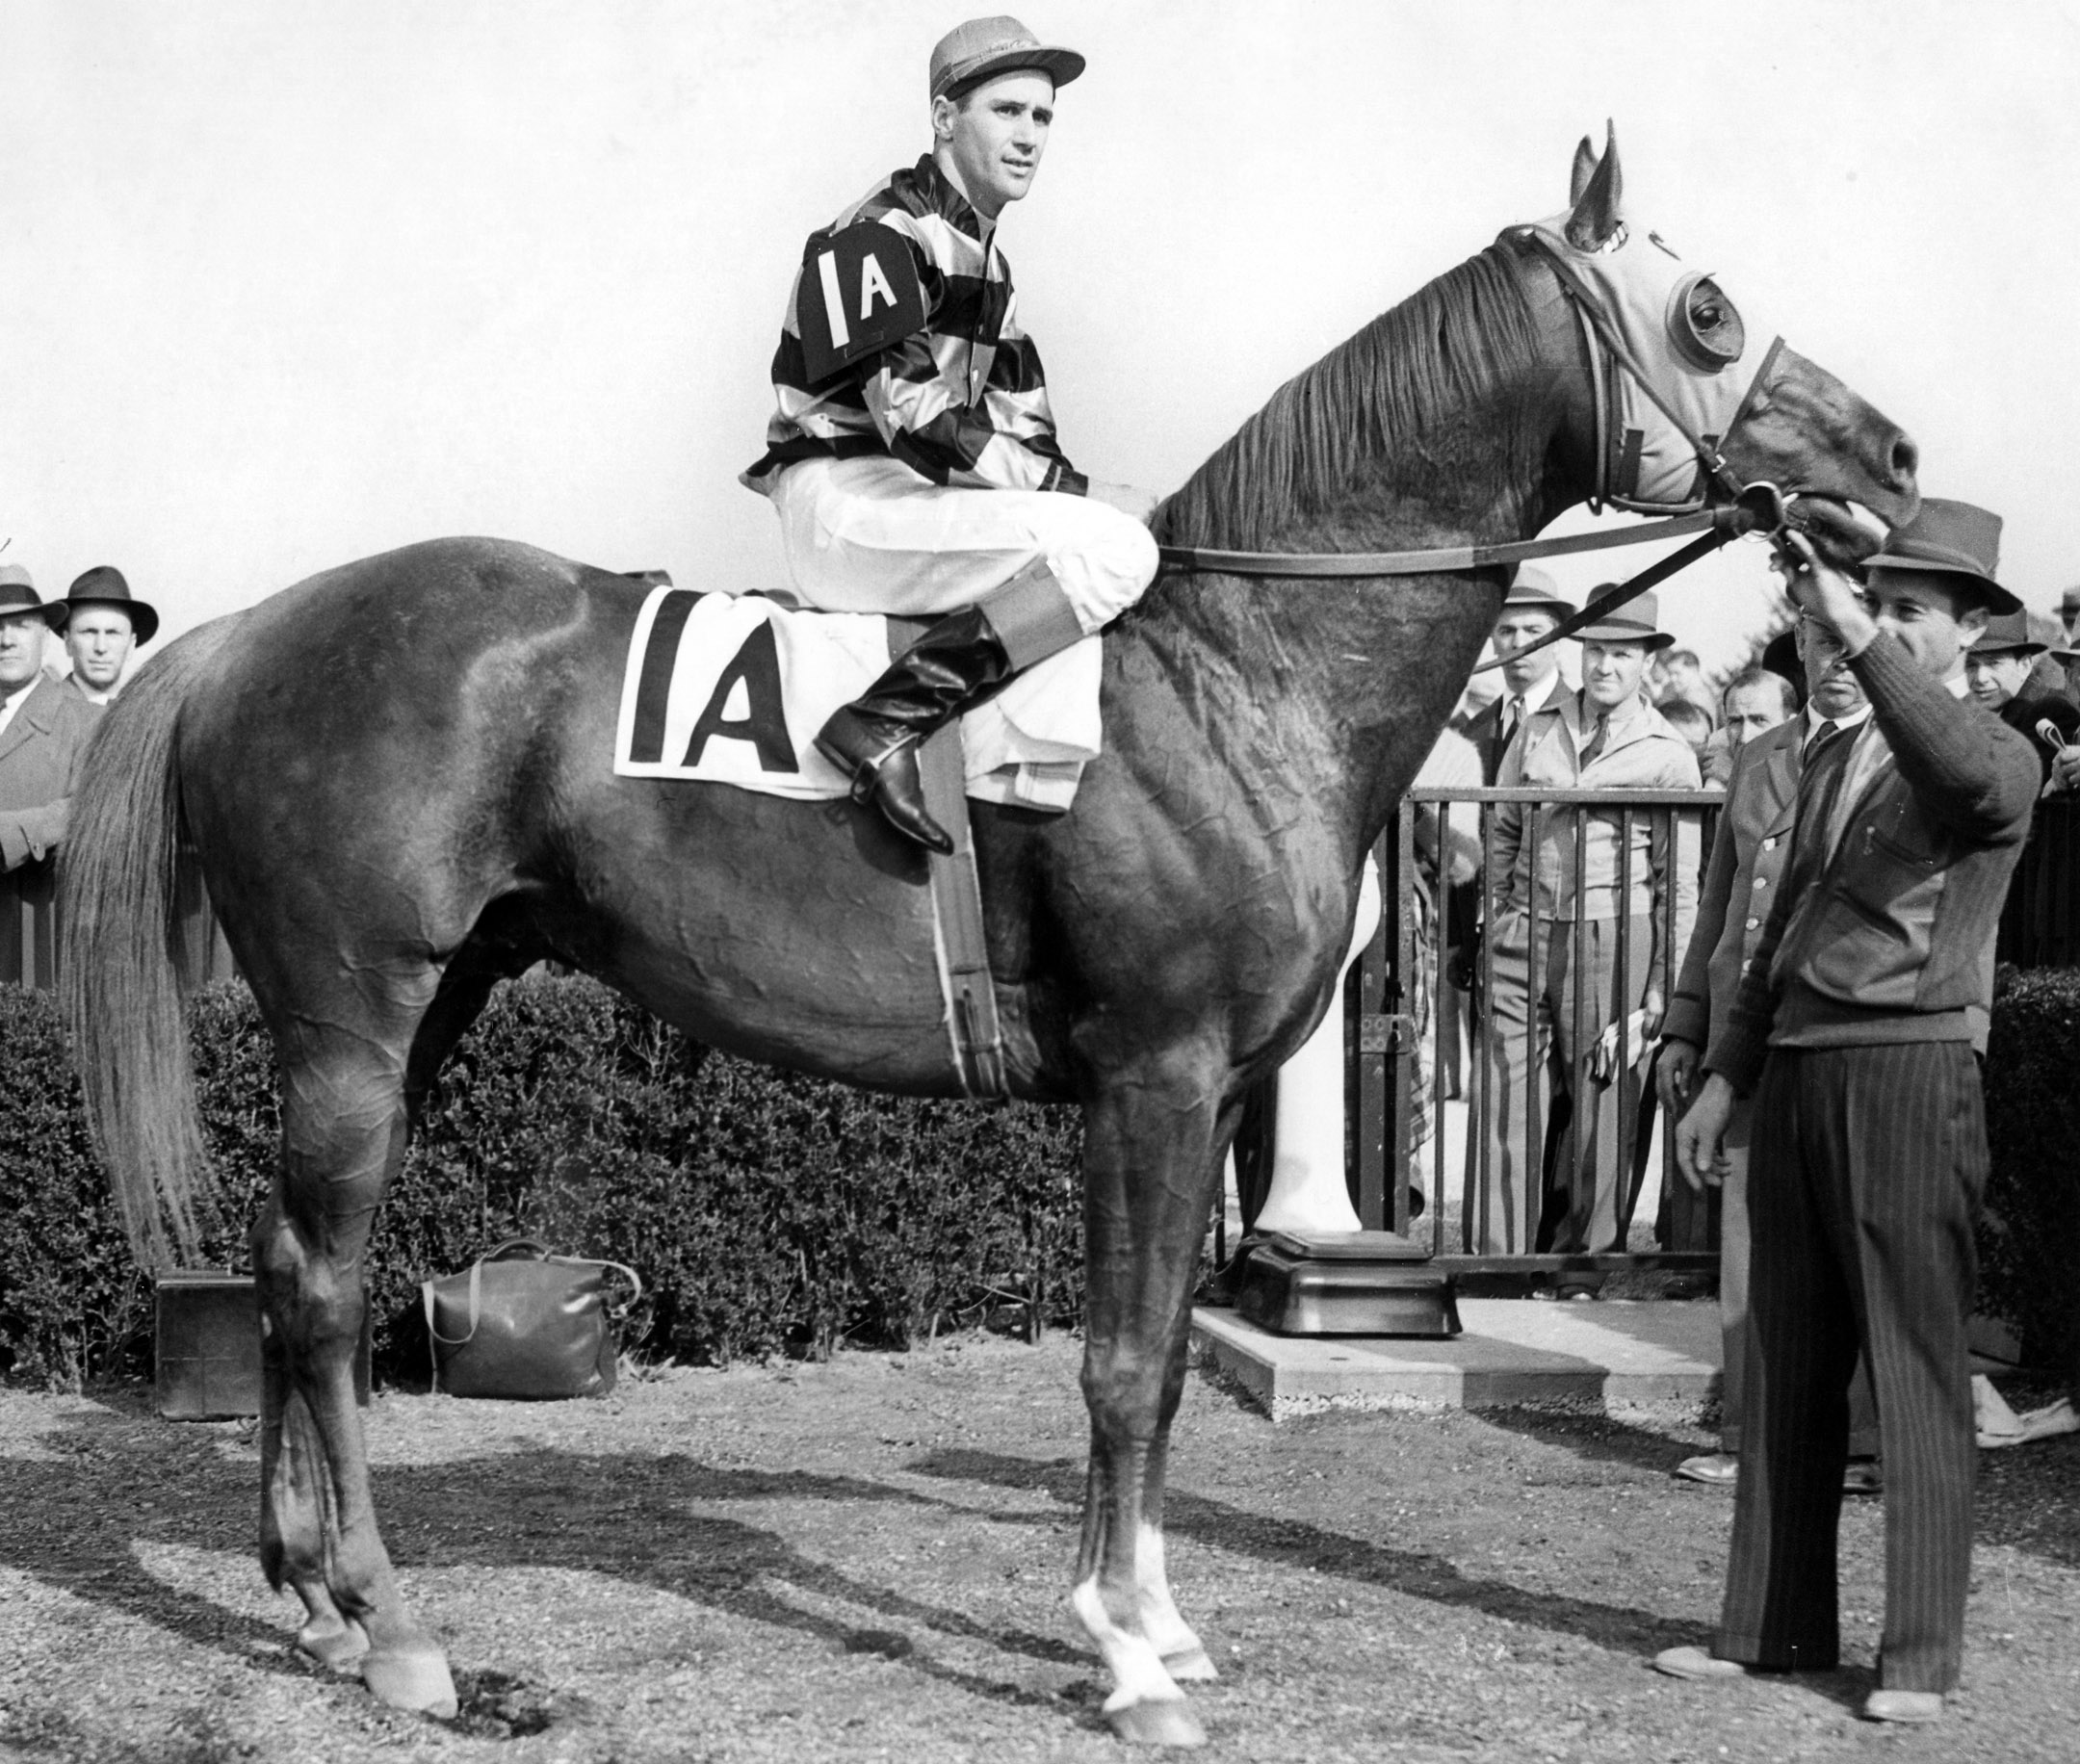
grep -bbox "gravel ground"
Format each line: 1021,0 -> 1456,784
1,1333 -> 2076,1764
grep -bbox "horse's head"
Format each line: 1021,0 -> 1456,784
1522,126 -> 1919,564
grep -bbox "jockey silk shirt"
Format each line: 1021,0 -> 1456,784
742,156 -> 1086,498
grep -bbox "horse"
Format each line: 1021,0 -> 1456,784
63,132 -> 1915,1747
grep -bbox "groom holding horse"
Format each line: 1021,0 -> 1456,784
741,14 -> 1160,855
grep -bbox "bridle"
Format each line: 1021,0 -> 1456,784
1153,225 -> 1801,670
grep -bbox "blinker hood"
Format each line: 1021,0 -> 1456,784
1510,216 -> 1786,514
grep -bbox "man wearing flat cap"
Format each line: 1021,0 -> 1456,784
1663,500 -> 2041,1725
0,564 -> 103,888
742,15 -> 1159,854
1474,588 -> 1701,1270
53,565 -> 159,705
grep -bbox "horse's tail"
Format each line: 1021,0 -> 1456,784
61,616 -> 244,1271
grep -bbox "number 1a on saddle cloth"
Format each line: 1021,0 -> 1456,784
611,584 -> 1101,812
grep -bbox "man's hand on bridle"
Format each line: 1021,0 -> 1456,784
1780,530 -> 1879,658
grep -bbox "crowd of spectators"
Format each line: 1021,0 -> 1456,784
1435,564 -> 2079,1290
0,562 -> 154,893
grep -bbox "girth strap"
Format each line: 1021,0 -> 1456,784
888,617 -> 1009,1101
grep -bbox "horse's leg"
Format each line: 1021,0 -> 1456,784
1071,1068 -> 1234,1748
1136,1433 -> 1215,1681
253,1016 -> 456,1718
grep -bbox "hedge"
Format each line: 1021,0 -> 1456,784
9,967 -> 2072,1394
0,974 -> 1086,1389
1979,966 -> 2080,1386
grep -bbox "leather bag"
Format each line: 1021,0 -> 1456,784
421,1238 -> 642,1400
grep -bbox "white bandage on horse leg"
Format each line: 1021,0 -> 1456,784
979,560 -> 1087,669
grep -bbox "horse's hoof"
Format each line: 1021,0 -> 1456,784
297,1613 -> 370,1671
362,1646 -> 459,1720
1161,1646 -> 1219,1683
1106,1699 -> 1207,1748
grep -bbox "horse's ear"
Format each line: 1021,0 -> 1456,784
1570,135 -> 1598,205
1565,120 -> 1624,250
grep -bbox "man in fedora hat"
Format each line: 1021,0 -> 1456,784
1963,608 -> 2078,788
1664,500 -> 2041,1723
53,565 -> 159,705
1659,605 -> 1882,1492
1473,587 -> 1701,1268
741,15 -> 1160,854
0,563 -> 103,877
1465,567 -> 1575,785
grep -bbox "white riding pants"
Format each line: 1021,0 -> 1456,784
767,454 -> 1159,636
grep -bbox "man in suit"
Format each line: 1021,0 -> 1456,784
1472,590 -> 1701,1265
1659,501 -> 2040,1725
53,565 -> 158,705
0,566 -> 105,984
1698,666 -> 1796,786
1963,608 -> 2079,788
1464,568 -> 1574,784
1657,616 -> 1881,1490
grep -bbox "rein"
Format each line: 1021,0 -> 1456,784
1153,227 -> 1798,671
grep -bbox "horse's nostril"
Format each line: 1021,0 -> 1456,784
1889,432 -> 1920,487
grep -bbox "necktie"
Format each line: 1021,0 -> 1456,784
1578,714 -> 1609,767
1499,695 -> 1525,750
1802,717 -> 1841,765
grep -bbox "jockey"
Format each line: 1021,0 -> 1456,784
741,15 -> 1160,853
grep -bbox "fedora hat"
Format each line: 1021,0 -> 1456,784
1499,566 -> 1574,618
1861,497 -> 2021,615
0,564 -> 67,634
1969,609 -> 2046,658
2061,585 -> 2080,616
929,14 -> 1084,101
1574,586 -> 1675,651
57,565 -> 158,644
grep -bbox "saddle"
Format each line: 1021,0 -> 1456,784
614,579 -> 1094,1098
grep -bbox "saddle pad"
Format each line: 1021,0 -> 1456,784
613,585 -> 1101,811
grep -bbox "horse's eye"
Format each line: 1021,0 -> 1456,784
1668,274 -> 1745,370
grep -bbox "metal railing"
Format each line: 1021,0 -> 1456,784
1351,785 -> 1725,1276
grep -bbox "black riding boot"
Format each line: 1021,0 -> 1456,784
815,605 -> 1016,854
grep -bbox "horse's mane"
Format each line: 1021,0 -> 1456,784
1151,244 -> 1545,554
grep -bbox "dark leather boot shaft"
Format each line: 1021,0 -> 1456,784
813,606 -> 1018,853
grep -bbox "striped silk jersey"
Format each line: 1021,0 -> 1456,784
741,155 -> 1086,498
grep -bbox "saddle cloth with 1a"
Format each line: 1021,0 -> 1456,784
612,584 -> 1101,810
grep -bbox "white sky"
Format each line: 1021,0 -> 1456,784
6,0 -> 2078,670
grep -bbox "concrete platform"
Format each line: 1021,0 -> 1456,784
1190,1299 -> 1724,1420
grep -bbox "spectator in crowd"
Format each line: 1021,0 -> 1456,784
0,566 -> 104,872
1660,647 -> 1715,720
1463,569 -> 1574,784
1758,626 -> 1807,713
1655,696 -> 1715,760
1657,611 -> 1881,1490
1444,570 -> 1574,1098
1699,667 -> 1800,785
1472,590 -> 1702,1280
53,566 -> 158,705
1664,503 -> 2038,1725
1963,609 -> 2079,789
2061,585 -> 2080,651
